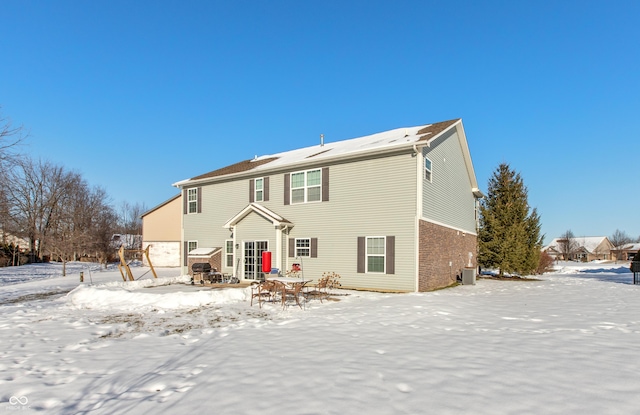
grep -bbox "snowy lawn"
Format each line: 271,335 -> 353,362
1,261 -> 638,414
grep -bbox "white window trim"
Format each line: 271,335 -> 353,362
424,157 -> 433,183
295,238 -> 311,257
290,168 -> 322,204
187,188 -> 198,214
366,236 -> 386,274
255,177 -> 264,202
225,239 -> 234,268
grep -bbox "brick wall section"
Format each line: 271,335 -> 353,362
418,220 -> 478,291
187,251 -> 222,276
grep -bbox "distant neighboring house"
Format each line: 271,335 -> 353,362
543,236 -> 614,262
0,230 -> 29,252
172,118 -> 483,292
611,243 -> 640,261
141,194 -> 182,267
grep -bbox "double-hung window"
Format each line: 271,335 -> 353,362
357,236 -> 394,274
188,188 -> 198,213
366,237 -> 386,273
424,157 -> 433,182
289,237 -> 318,258
187,240 -> 198,254
225,240 -> 234,267
291,169 -> 321,204
295,238 -> 311,257
255,178 -> 264,202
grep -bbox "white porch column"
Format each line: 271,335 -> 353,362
275,226 -> 282,273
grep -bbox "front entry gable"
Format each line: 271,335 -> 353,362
223,203 -> 293,230
224,204 -> 292,281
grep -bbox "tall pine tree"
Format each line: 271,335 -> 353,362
478,163 -> 543,276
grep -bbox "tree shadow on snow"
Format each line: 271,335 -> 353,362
576,266 -> 636,285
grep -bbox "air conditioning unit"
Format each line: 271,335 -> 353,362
462,268 -> 476,285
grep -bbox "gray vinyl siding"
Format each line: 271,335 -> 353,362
182,179 -> 248,273
235,213 -> 275,250
182,151 -> 419,291
422,129 -> 477,233
274,152 -> 417,292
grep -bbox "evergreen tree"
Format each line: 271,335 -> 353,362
478,163 -> 543,276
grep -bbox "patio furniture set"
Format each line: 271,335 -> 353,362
251,272 -> 338,309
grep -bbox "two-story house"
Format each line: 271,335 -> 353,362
173,118 -> 482,292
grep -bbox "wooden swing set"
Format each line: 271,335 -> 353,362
117,245 -> 158,282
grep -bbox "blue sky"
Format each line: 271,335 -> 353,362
1,0 -> 638,243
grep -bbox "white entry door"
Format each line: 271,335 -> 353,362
243,241 -> 269,280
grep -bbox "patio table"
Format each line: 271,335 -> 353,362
267,277 -> 313,284
267,277 -> 312,308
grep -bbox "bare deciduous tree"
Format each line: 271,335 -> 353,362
118,201 -> 146,237
610,229 -> 632,249
49,180 -> 118,274
0,109 -> 26,165
610,229 -> 633,262
557,229 -> 578,261
4,158 -> 77,262
90,193 -> 119,268
0,109 -> 27,247
0,111 -> 147,269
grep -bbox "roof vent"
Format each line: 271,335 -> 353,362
320,134 -> 324,147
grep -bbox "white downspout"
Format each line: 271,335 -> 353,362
414,144 -> 423,293
276,225 -> 284,275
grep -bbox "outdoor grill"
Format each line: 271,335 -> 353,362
191,263 -> 212,285
191,263 -> 212,274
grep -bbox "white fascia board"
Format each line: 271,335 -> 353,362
223,203 -> 292,229
452,121 -> 480,192
418,120 -> 482,199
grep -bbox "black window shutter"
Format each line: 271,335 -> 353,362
386,236 -> 395,275
322,167 -> 329,202
311,238 -> 318,258
289,238 -> 295,257
197,187 -> 202,213
182,189 -> 187,215
249,179 -> 255,203
264,177 -> 269,202
183,241 -> 188,266
357,236 -> 365,273
284,173 -> 290,205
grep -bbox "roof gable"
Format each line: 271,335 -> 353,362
223,203 -> 293,229
141,193 -> 181,218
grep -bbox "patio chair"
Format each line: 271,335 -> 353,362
250,280 -> 279,308
281,280 -> 308,309
304,275 -> 330,303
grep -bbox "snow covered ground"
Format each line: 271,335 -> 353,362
1,261 -> 638,414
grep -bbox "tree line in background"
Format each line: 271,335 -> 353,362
477,163 -> 638,277
0,109 -> 146,269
